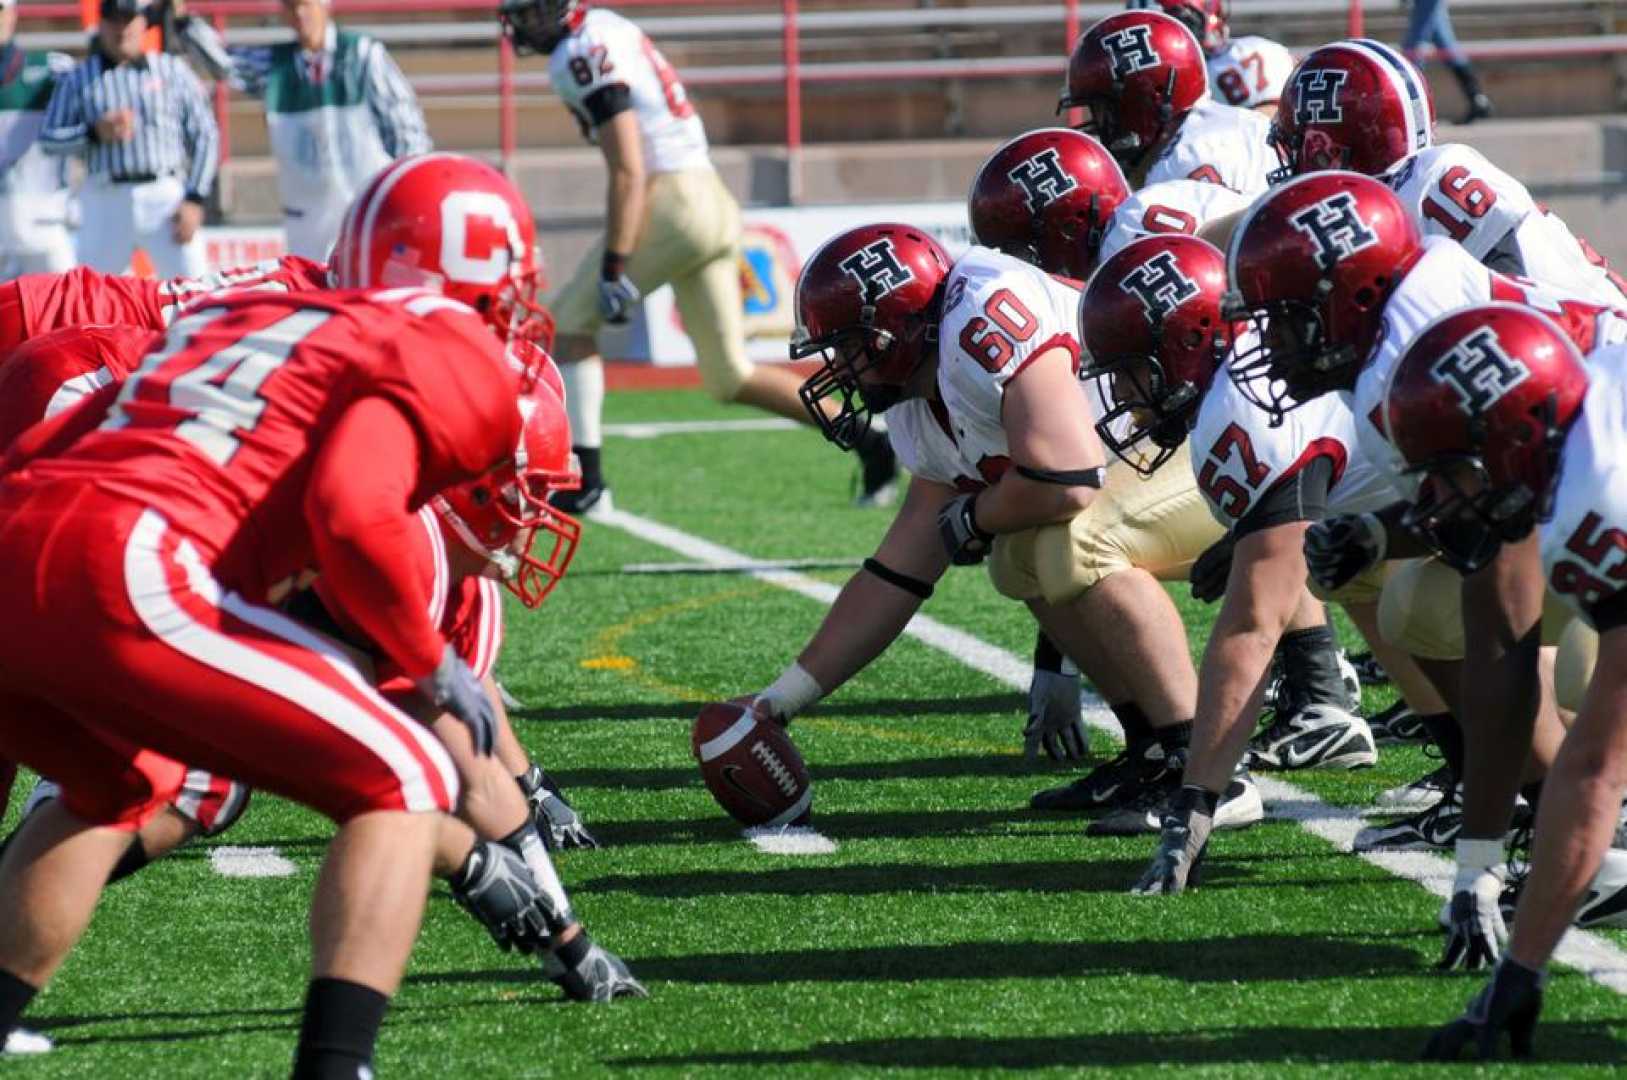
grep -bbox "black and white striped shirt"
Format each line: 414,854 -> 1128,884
39,46 -> 218,199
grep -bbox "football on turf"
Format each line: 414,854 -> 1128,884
691,700 -> 812,827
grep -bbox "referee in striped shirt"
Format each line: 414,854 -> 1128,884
41,0 -> 217,276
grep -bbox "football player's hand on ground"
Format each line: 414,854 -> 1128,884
1132,786 -> 1216,896
1439,839 -> 1507,971
1423,958 -> 1544,1060
544,931 -> 649,1003
1304,513 -> 1385,592
523,767 -> 600,851
1025,665 -> 1088,762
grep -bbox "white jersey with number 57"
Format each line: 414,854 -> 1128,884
1380,143 -> 1627,308
549,8 -> 710,173
1142,97 -> 1276,197
885,247 -> 1085,490
1206,36 -> 1296,112
1098,179 -> 1252,266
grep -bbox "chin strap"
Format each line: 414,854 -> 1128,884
431,498 -> 520,579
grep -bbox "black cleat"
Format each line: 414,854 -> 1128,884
1029,737 -> 1181,813
549,483 -> 614,519
854,431 -> 899,508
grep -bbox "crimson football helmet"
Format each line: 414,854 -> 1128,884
497,0 -> 584,55
1384,303 -> 1588,573
968,129 -> 1130,280
1125,0 -> 1229,55
1270,39 -> 1435,184
331,153 -> 547,349
1080,235 -> 1233,475
791,223 -> 952,450
1225,171 -> 1422,420
1059,11 -> 1209,171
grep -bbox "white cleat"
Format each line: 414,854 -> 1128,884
3,1027 -> 52,1055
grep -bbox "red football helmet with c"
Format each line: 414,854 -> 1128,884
1125,0 -> 1229,56
1080,235 -> 1233,475
1059,11 -> 1209,171
331,153 -> 547,350
435,375 -> 582,608
968,128 -> 1130,280
1384,303 -> 1588,573
1270,39 -> 1435,184
791,223 -> 952,450
1225,171 -> 1422,420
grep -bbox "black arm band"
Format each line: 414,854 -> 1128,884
863,557 -> 934,600
583,84 -> 632,126
1015,463 -> 1106,487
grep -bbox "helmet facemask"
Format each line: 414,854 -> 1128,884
1084,351 -> 1199,476
793,317 -> 926,451
1224,291 -> 1355,425
435,460 -> 582,609
1400,454 -> 1533,575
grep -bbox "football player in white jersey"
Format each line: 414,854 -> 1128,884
703,224 -> 1158,806
1076,236 -> 1397,885
1220,174 -> 1626,950
498,0 -> 899,513
1383,306 -> 1627,1059
1059,10 -> 1275,197
0,1 -> 75,275
966,129 -> 1347,822
1270,39 -> 1627,309
1098,177 -> 1251,266
1125,0 -> 1295,116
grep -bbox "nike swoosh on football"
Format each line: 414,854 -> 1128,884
720,765 -> 772,810
1283,727 -> 1349,768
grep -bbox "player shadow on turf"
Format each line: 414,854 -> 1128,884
601,1022 -> 1627,1067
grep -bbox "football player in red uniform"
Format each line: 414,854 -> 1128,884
0,155 -> 634,1073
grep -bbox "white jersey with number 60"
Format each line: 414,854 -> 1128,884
549,7 -> 710,173
885,247 -> 1086,490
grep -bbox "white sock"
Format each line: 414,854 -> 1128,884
561,357 -> 605,449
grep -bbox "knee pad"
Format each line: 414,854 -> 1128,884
1555,616 -> 1599,714
1378,557 -> 1465,661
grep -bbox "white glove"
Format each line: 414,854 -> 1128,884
1024,665 -> 1088,762
597,252 -> 641,324
1439,838 -> 1508,971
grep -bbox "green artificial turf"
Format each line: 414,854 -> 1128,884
3,388 -> 1624,1076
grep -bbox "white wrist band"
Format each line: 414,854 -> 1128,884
758,662 -> 822,721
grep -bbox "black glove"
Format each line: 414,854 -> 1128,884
938,492 -> 994,565
543,931 -> 649,1003
415,644 -> 496,755
1422,957 -> 1545,1061
519,764 -> 600,850
1189,533 -> 1236,603
1132,785 -> 1216,896
597,251 -> 641,324
1304,512 -> 1386,592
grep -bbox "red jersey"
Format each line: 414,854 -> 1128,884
9,287 -> 522,676
0,257 -> 330,357
0,324 -> 161,449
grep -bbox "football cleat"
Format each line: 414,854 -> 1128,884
1247,704 -> 1377,771
1087,767 -> 1263,836
1576,848 -> 1627,929
1347,651 -> 1391,686
854,428 -> 900,509
549,482 -> 614,520
1375,762 -> 1454,811
1029,736 -> 1181,813
1354,785 -> 1463,852
1369,701 -> 1428,745
3,1028 -> 51,1055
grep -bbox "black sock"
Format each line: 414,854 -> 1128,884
292,977 -> 389,1080
1277,625 -> 1349,709
1111,702 -> 1153,745
0,970 -> 37,1036
105,837 -> 151,885
1418,712 -> 1465,780
1033,631 -> 1066,674
573,445 -> 602,490
855,423 -> 891,459
1520,781 -> 1544,813
1156,720 -> 1193,752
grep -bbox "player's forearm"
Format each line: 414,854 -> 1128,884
485,674 -> 532,779
975,470 -> 1096,534
1375,501 -> 1431,559
795,570 -> 925,699
603,165 -> 645,258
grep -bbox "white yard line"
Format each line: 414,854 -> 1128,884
599,506 -> 1627,995
209,846 -> 296,879
622,556 -> 864,575
604,419 -> 801,439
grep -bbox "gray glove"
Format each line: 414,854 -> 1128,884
938,492 -> 994,565
597,252 -> 641,324
448,841 -> 556,954
1188,533 -> 1236,603
1133,786 -> 1216,896
415,644 -> 496,755
1025,666 -> 1088,762
1439,840 -> 1508,971
1423,958 -> 1544,1060
543,932 -> 649,1003
1304,512 -> 1386,592
519,764 -> 600,851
